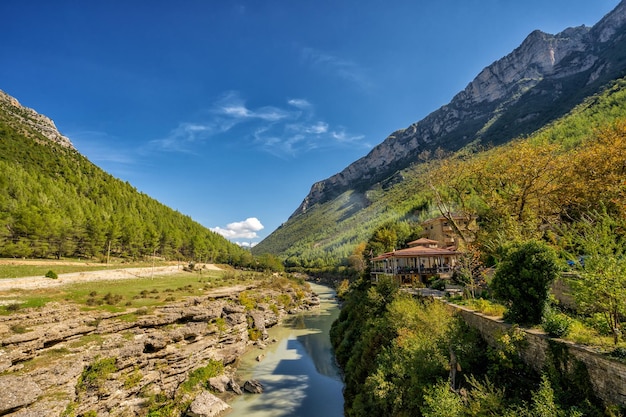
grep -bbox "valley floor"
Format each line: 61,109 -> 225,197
0,260 -> 222,292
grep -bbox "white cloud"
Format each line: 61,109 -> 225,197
287,98 -> 311,109
222,105 -> 251,118
152,91 -> 367,157
307,121 -> 329,134
236,241 -> 258,248
215,92 -> 289,122
211,217 -> 264,240
331,129 -> 365,143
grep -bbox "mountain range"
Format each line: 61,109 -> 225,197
2,2 -> 626,269
252,0 -> 626,262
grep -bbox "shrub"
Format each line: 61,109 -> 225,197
277,293 -> 292,308
269,303 -> 279,315
584,313 -> 612,336
181,360 -> 224,392
567,320 -> 596,345
6,303 -> 21,312
248,328 -> 262,341
491,241 -> 561,325
10,324 -> 29,333
123,368 -> 143,389
542,308 -> 572,338
45,270 -> 58,279
430,278 -> 446,291
238,291 -> 256,310
336,279 -> 350,299
103,292 -> 123,305
77,357 -> 117,392
470,298 -> 506,317
422,380 -> 463,417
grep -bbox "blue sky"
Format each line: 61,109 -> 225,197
1,1 -> 620,246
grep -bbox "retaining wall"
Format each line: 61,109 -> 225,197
452,304 -> 626,408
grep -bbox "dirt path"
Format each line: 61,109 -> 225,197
0,263 -> 223,292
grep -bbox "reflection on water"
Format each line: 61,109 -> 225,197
228,283 -> 344,417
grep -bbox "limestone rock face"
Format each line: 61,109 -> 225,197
290,1 -> 626,217
0,375 -> 42,414
0,283 -> 319,416
0,90 -> 74,150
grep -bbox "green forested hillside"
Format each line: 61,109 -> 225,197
253,78 -> 626,269
0,102 -> 250,264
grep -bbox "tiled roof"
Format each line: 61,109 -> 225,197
372,245 -> 459,261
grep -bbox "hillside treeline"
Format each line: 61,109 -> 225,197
0,117 -> 252,265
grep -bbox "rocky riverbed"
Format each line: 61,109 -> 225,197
0,279 -> 320,416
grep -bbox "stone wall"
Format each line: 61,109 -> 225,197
453,304 -> 626,408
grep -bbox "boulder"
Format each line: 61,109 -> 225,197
228,378 -> 243,395
208,375 -> 230,393
186,391 -> 231,417
243,379 -> 264,394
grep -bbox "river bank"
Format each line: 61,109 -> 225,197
227,283 -> 344,417
0,275 -> 319,416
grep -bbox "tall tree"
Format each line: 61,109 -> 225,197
491,240 -> 561,325
566,209 -> 626,345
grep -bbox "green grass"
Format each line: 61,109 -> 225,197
0,268 -> 261,314
0,259 -> 172,279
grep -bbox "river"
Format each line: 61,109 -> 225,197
227,282 -> 344,417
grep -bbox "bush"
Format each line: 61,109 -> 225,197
45,270 -> 58,279
6,303 -> 21,312
77,357 -> 117,392
181,360 -> 224,392
430,278 -> 446,291
491,241 -> 561,325
542,308 -> 572,338
584,313 -> 612,336
469,298 -> 506,317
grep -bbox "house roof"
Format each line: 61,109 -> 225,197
372,245 -> 459,261
407,237 -> 439,247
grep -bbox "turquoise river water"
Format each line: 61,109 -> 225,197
227,282 -> 344,417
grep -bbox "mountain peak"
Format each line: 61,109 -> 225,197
0,90 -> 75,150
592,0 -> 626,42
288,1 -> 626,220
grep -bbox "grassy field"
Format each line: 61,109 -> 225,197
0,264 -> 261,315
0,259 -> 173,279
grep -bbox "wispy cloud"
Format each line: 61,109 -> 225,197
287,98 -> 312,109
301,47 -> 373,91
216,92 -> 289,122
211,217 -> 264,240
152,91 -> 368,157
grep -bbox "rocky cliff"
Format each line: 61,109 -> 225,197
0,89 -> 74,150
291,0 -> 626,217
0,283 -> 319,416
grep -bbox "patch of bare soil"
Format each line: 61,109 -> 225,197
0,263 -> 223,292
